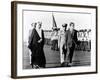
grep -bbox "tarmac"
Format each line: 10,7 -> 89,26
23,44 -> 91,69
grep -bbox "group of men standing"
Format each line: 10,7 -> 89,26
28,21 -> 78,68
52,22 -> 78,67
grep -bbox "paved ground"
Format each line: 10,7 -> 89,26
23,44 -> 91,69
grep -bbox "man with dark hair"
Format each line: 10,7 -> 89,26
28,22 -> 46,68
65,22 -> 78,66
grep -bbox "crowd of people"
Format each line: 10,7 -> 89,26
27,21 -> 80,68
50,27 -> 91,51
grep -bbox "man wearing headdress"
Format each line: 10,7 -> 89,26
28,21 -> 46,68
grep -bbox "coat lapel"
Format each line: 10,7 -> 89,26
35,29 -> 41,39
72,30 -> 75,37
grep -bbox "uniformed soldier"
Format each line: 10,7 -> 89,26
58,23 -> 67,66
51,27 -> 59,51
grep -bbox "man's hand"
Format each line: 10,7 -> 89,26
64,45 -> 67,50
65,46 -> 67,50
38,39 -> 42,43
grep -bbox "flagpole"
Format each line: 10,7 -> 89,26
52,12 -> 53,30
52,12 -> 57,29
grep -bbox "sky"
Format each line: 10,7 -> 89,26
23,10 -> 92,42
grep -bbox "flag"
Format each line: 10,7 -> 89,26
52,13 -> 57,29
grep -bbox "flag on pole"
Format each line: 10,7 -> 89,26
52,13 -> 57,29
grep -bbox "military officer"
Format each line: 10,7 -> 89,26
58,23 -> 67,66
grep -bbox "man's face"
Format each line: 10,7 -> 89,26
70,24 -> 74,31
62,26 -> 66,31
62,27 -> 65,30
37,23 -> 42,29
32,23 -> 36,28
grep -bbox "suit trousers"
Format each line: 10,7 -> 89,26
68,44 -> 75,63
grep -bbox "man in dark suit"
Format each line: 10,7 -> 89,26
65,22 -> 78,66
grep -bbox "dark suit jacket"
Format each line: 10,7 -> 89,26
65,29 -> 78,48
28,28 -> 45,50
